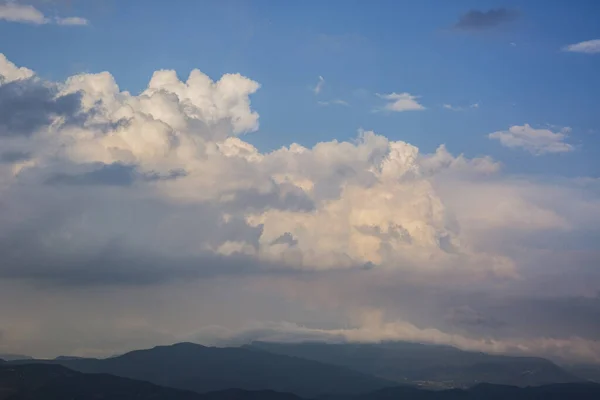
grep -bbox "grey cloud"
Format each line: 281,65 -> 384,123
454,8 -> 519,30
437,233 -> 458,254
143,169 -> 187,182
313,168 -> 378,200
263,268 -> 600,347
193,323 -> 347,348
445,305 -> 506,330
369,280 -> 600,342
222,183 -> 315,213
0,151 -> 30,163
205,216 -> 264,250
0,178 -> 317,287
270,232 -> 298,247
46,163 -> 187,187
355,223 -> 412,243
0,224 -> 268,287
1,246 -> 263,287
0,77 -> 83,136
47,163 -> 137,186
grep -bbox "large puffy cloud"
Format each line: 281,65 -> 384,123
0,53 -> 510,278
1,54 -> 600,363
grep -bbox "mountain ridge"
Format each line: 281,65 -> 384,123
3,363 -> 600,400
247,341 -> 581,389
11,342 -> 393,397
4,362 -> 600,400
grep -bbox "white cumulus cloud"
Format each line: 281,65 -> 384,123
0,2 -> 87,26
0,53 -> 518,279
377,92 -> 425,112
488,124 -> 574,155
563,39 -> 600,54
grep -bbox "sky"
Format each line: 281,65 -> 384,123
1,0 -> 600,363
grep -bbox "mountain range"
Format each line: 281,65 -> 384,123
2,363 -> 600,400
247,341 -> 580,389
12,342 -> 392,398
5,340 -> 600,399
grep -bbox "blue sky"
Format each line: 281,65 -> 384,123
1,0 -> 599,177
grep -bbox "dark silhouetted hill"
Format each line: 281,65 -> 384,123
0,363 -> 200,400
40,342 -> 393,397
0,356 -> 31,363
345,382 -> 600,400
0,363 -> 306,400
565,364 -> 600,383
2,362 -> 600,400
248,341 -> 581,389
52,356 -> 87,361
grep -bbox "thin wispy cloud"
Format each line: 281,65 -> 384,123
56,16 -> 88,26
376,92 -> 425,112
312,76 -> 348,106
0,2 -> 88,26
443,103 -> 479,111
317,99 -> 349,107
454,8 -> 519,31
563,39 -> 600,54
313,76 -> 325,95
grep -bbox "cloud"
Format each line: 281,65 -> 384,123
313,76 -> 324,95
454,8 -> 519,31
1,54 -> 600,363
47,163 -> 138,187
563,39 -> 600,54
376,92 -> 425,112
55,16 -> 88,26
0,2 -> 45,24
443,103 -> 479,111
489,124 -> 574,155
0,53 -> 34,82
444,305 -> 505,330
0,77 -> 84,137
270,232 -> 298,247
0,54 -> 517,281
0,2 -> 88,26
317,99 -> 349,107
313,77 -> 348,106
198,315 -> 600,364
0,150 -> 29,163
